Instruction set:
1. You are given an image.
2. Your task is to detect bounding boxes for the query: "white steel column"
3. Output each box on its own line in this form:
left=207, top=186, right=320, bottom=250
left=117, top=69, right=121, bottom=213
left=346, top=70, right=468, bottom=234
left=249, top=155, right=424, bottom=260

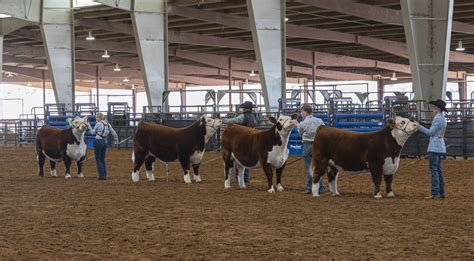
left=247, top=0, right=286, bottom=113
left=131, top=0, right=168, bottom=107
left=0, top=34, right=3, bottom=81
left=40, top=0, right=75, bottom=110
left=401, top=0, right=454, bottom=102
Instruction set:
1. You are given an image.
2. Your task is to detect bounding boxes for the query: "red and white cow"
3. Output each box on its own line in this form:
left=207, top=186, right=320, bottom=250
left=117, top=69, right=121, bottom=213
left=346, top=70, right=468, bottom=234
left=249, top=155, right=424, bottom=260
left=36, top=116, right=90, bottom=178
left=131, top=116, right=222, bottom=183
left=310, top=116, right=419, bottom=198
left=220, top=115, right=295, bottom=193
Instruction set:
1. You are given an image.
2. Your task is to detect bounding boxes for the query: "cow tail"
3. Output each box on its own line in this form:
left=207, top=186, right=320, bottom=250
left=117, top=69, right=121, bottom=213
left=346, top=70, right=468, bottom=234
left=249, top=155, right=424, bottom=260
left=131, top=152, right=135, bottom=163
left=309, top=162, right=315, bottom=178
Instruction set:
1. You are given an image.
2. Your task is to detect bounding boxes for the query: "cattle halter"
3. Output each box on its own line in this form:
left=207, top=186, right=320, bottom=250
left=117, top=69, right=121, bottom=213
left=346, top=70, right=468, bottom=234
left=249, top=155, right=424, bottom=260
left=394, top=120, right=411, bottom=135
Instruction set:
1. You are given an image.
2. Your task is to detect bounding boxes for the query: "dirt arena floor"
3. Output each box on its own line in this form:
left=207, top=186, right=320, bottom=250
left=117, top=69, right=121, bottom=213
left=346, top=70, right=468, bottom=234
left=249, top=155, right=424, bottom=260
left=0, top=147, right=472, bottom=259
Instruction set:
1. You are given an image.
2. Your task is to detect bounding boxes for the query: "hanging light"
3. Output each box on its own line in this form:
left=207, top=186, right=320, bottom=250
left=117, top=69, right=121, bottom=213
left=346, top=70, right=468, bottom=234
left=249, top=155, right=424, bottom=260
left=249, top=70, right=256, bottom=77
left=456, top=40, right=465, bottom=51
left=86, top=31, right=95, bottom=41
left=114, top=64, right=121, bottom=72
left=131, top=84, right=136, bottom=90
left=123, top=77, right=130, bottom=82
left=390, top=72, right=398, bottom=81
left=0, top=14, right=11, bottom=19
left=285, top=17, right=289, bottom=22
left=7, top=72, right=14, bottom=78
left=26, top=82, right=32, bottom=87
left=102, top=50, right=110, bottom=58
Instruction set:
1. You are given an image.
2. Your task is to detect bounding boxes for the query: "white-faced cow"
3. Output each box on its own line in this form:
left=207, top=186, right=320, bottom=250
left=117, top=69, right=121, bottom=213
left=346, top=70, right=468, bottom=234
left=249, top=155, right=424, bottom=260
left=36, top=116, right=90, bottom=179
left=131, top=116, right=222, bottom=183
left=221, top=115, right=295, bottom=193
left=310, top=116, right=419, bottom=199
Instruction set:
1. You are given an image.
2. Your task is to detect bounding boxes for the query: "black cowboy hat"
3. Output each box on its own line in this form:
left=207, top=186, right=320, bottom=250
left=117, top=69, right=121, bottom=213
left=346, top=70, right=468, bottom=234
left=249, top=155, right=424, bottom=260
left=239, top=101, right=254, bottom=110
left=429, top=99, right=448, bottom=112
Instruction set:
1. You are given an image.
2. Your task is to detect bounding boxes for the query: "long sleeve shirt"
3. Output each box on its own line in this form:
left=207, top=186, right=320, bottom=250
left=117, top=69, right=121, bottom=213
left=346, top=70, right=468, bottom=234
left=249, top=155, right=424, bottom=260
left=418, top=112, right=447, bottom=153
left=89, top=120, right=118, bottom=143
left=223, top=114, right=245, bottom=125
left=296, top=115, right=325, bottom=142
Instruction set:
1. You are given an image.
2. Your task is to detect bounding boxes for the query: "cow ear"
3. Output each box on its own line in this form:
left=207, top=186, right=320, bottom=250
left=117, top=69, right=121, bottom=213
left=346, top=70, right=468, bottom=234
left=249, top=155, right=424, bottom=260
left=67, top=118, right=73, bottom=126
left=200, top=116, right=206, bottom=125
left=387, top=118, right=396, bottom=129
left=82, top=116, right=88, bottom=122
left=269, top=116, right=277, bottom=124
left=291, top=113, right=298, bottom=120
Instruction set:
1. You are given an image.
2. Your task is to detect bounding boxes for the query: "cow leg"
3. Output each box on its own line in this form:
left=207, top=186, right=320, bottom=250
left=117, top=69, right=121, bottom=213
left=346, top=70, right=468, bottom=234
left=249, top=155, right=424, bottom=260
left=261, top=163, right=275, bottom=193
left=144, top=156, right=156, bottom=182
left=64, top=156, right=72, bottom=179
left=369, top=165, right=384, bottom=199
left=192, top=163, right=202, bottom=183
left=38, top=153, right=45, bottom=177
left=179, top=155, right=192, bottom=184
left=131, top=151, right=146, bottom=183
left=235, top=163, right=246, bottom=189
left=312, top=159, right=328, bottom=197
left=222, top=150, right=233, bottom=189
left=327, top=165, right=340, bottom=196
left=384, top=174, right=395, bottom=198
left=49, top=161, right=57, bottom=177
left=275, top=162, right=287, bottom=192
left=77, top=157, right=85, bottom=178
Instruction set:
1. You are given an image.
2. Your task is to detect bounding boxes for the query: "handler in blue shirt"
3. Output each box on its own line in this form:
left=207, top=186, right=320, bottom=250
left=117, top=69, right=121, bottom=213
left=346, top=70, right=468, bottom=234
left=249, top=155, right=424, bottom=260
left=291, top=105, right=325, bottom=195
left=418, top=99, right=448, bottom=199
left=89, top=113, right=119, bottom=180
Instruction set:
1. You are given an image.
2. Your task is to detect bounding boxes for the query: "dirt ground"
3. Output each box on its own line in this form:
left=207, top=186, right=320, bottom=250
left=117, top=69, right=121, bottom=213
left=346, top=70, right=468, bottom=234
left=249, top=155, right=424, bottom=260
left=0, top=147, right=472, bottom=260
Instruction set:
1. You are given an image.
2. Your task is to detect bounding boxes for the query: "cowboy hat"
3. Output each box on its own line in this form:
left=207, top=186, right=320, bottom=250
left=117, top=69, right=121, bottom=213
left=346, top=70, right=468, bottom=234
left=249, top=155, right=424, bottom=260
left=239, top=101, right=254, bottom=110
left=429, top=99, right=448, bottom=112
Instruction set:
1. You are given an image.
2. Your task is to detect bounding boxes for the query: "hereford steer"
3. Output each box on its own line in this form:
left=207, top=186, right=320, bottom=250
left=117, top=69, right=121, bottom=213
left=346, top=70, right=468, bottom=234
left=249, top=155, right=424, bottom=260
left=311, top=116, right=419, bottom=199
left=131, top=116, right=222, bottom=183
left=36, top=116, right=90, bottom=179
left=221, top=115, right=295, bottom=193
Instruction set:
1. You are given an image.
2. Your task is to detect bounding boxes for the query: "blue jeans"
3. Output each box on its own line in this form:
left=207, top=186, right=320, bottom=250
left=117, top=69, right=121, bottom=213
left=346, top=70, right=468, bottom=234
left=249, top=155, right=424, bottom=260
left=428, top=152, right=445, bottom=197
left=94, top=139, right=108, bottom=179
left=303, top=142, right=324, bottom=193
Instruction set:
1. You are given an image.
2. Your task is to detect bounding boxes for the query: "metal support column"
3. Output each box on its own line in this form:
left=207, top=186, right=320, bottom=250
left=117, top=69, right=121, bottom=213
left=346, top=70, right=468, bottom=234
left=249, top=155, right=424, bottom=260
left=0, top=34, right=2, bottom=81
left=96, top=66, right=100, bottom=109
left=303, top=79, right=308, bottom=104
left=42, top=70, right=46, bottom=111
left=458, top=73, right=467, bottom=102
left=377, top=78, right=385, bottom=103
left=401, top=0, right=454, bottom=104
left=131, top=0, right=168, bottom=107
left=228, top=57, right=233, bottom=111
left=312, top=52, right=316, bottom=105
left=239, top=81, right=244, bottom=104
left=40, top=0, right=75, bottom=110
left=247, top=0, right=286, bottom=113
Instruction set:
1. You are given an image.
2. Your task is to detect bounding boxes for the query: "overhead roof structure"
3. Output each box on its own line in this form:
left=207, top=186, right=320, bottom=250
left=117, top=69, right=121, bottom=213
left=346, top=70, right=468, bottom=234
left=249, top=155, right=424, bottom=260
left=1, top=0, right=474, bottom=91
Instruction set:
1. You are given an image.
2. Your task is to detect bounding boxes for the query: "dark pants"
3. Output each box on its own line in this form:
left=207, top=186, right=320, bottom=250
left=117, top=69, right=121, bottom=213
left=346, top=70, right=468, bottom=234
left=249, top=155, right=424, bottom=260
left=428, top=152, right=445, bottom=197
left=94, top=139, right=108, bottom=179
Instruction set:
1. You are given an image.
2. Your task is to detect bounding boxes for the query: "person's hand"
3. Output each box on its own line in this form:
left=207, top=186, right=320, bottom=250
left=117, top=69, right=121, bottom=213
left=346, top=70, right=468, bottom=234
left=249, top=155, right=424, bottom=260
left=114, top=140, right=119, bottom=146
left=291, top=119, right=298, bottom=126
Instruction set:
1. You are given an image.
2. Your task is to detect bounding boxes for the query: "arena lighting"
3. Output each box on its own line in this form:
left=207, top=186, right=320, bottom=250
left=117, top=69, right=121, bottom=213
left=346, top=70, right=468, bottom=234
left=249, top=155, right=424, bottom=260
left=102, top=50, right=110, bottom=59
left=26, top=82, right=32, bottom=87
left=114, top=64, right=121, bottom=72
left=285, top=17, right=289, bottom=22
left=86, top=31, right=95, bottom=41
left=0, top=14, right=11, bottom=18
left=456, top=40, right=465, bottom=51
left=123, top=77, right=130, bottom=82
left=7, top=72, right=14, bottom=78
left=249, top=70, right=256, bottom=77
left=390, top=72, right=398, bottom=81
left=131, top=84, right=136, bottom=90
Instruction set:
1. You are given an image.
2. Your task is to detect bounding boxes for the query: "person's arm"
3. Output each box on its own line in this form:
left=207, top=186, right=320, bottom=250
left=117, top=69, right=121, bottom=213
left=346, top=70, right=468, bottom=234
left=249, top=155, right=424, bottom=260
left=89, top=121, right=102, bottom=135
left=108, top=125, right=119, bottom=144
left=297, top=120, right=306, bottom=136
left=223, top=114, right=244, bottom=124
left=418, top=117, right=442, bottom=137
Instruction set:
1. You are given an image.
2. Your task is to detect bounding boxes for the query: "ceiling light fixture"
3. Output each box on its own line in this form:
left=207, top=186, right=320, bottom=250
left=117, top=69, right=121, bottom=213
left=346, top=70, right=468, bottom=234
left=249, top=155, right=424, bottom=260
left=7, top=72, right=14, bottom=78
left=285, top=17, right=289, bottom=22
left=27, top=82, right=32, bottom=87
left=249, top=70, right=256, bottom=77
left=86, top=31, right=95, bottom=41
left=114, top=64, right=121, bottom=72
left=123, top=77, right=130, bottom=82
left=456, top=40, right=465, bottom=51
left=102, top=50, right=110, bottom=59
left=0, top=14, right=11, bottom=19
left=390, top=72, right=398, bottom=81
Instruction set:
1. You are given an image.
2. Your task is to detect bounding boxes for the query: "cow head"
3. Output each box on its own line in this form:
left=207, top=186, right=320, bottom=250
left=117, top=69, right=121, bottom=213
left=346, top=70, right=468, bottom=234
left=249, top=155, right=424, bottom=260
left=68, top=116, right=90, bottom=132
left=200, top=116, right=222, bottom=142
left=269, top=115, right=295, bottom=134
left=387, top=116, right=419, bottom=145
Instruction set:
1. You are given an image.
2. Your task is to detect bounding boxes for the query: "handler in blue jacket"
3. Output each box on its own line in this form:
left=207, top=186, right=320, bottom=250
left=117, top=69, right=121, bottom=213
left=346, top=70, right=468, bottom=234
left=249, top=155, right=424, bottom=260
left=89, top=113, right=119, bottom=180
left=418, top=99, right=448, bottom=199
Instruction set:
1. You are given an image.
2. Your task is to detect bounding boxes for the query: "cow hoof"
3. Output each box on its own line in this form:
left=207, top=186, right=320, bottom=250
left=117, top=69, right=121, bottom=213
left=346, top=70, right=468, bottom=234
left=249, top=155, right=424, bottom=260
left=386, top=191, right=395, bottom=198
left=50, top=170, right=57, bottom=177
left=146, top=171, right=155, bottom=182
left=193, top=175, right=202, bottom=183
left=276, top=184, right=284, bottom=192
left=332, top=193, right=341, bottom=197
left=131, top=172, right=140, bottom=183
left=312, top=192, right=320, bottom=197
left=374, top=192, right=383, bottom=199
left=78, top=173, right=84, bottom=178
left=239, top=184, right=246, bottom=190
left=65, top=174, right=71, bottom=179
left=224, top=179, right=231, bottom=189
left=267, top=186, right=275, bottom=193
left=183, top=174, right=192, bottom=184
